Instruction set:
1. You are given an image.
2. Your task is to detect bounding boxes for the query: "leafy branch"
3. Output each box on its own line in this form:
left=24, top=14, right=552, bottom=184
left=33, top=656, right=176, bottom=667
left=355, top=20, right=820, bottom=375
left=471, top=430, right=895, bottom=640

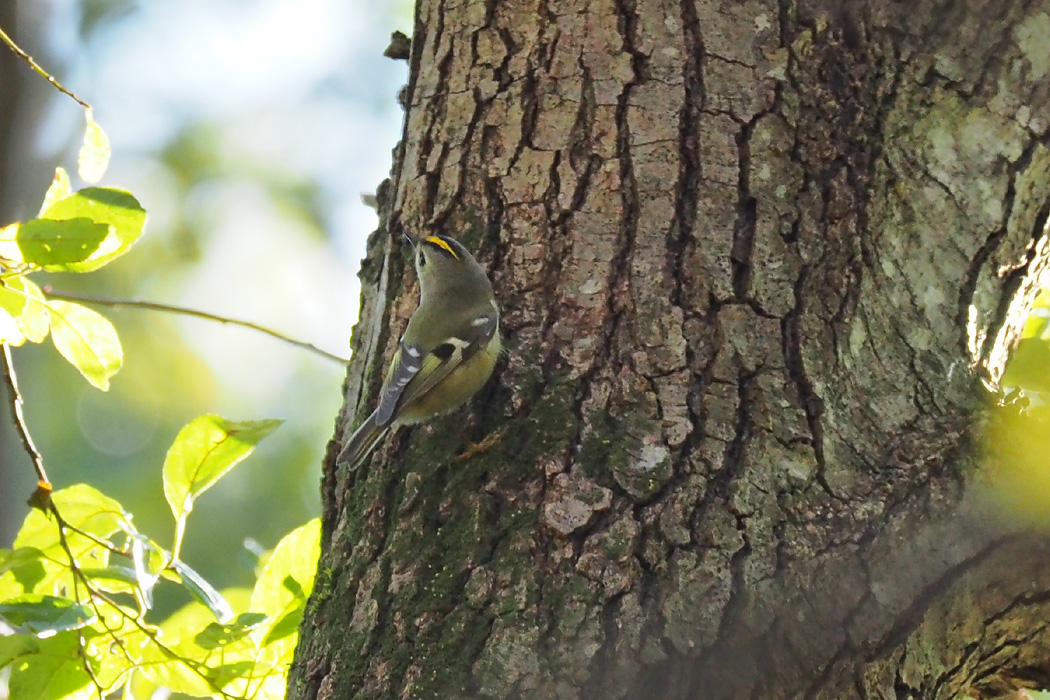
left=0, top=25, right=324, bottom=700
left=2, top=325, right=318, bottom=698
left=44, top=494, right=240, bottom=700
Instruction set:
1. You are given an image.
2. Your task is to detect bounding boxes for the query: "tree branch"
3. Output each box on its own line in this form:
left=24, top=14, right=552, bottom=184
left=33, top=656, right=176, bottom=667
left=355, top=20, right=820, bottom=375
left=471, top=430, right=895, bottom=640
left=1, top=341, right=51, bottom=500
left=0, top=25, right=90, bottom=110
left=42, top=287, right=350, bottom=364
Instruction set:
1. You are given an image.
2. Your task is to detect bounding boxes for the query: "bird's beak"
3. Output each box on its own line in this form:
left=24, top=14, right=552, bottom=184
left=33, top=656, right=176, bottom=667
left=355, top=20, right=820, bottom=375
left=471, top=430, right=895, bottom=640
left=403, top=231, right=418, bottom=247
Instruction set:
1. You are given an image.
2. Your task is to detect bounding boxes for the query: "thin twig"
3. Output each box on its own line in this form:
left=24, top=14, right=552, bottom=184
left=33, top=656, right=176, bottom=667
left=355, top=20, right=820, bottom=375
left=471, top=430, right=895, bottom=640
left=64, top=520, right=130, bottom=558
left=1, top=350, right=246, bottom=698
left=50, top=506, right=242, bottom=700
left=76, top=628, right=107, bottom=700
left=1, top=342, right=49, bottom=485
left=0, top=26, right=91, bottom=110
left=42, top=287, right=349, bottom=364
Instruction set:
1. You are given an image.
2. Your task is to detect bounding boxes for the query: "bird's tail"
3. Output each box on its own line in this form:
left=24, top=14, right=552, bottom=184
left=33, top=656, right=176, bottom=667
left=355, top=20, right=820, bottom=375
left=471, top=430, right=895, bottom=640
left=337, top=410, right=391, bottom=470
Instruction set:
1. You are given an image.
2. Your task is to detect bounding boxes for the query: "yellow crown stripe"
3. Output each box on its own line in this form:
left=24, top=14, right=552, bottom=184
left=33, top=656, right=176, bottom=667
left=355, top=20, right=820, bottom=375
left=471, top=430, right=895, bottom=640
left=424, top=236, right=459, bottom=259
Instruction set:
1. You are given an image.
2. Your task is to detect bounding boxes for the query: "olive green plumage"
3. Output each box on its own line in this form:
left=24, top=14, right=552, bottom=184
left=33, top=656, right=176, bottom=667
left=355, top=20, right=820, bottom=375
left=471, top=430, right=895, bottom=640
left=338, top=233, right=501, bottom=470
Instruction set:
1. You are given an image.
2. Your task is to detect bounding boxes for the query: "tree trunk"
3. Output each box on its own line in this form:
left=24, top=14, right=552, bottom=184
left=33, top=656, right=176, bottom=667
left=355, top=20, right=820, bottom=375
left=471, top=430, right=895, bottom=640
left=289, top=1, right=1050, bottom=698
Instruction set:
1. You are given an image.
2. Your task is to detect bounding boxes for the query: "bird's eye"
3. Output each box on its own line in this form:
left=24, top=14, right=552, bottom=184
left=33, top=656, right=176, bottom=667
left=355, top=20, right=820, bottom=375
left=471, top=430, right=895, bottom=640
left=417, top=251, right=426, bottom=267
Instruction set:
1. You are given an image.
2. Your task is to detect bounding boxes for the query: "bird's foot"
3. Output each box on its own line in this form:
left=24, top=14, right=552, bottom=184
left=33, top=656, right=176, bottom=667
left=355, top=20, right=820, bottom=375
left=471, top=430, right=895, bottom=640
left=451, top=430, right=504, bottom=463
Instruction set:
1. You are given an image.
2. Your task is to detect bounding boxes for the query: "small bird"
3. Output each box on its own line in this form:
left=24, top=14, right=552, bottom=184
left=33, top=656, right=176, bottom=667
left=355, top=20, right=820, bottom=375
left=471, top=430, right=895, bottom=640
left=338, top=232, right=501, bottom=470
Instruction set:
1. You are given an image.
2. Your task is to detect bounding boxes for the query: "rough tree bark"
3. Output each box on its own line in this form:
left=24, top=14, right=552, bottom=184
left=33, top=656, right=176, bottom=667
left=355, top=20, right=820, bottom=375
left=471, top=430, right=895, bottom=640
left=289, top=1, right=1050, bottom=698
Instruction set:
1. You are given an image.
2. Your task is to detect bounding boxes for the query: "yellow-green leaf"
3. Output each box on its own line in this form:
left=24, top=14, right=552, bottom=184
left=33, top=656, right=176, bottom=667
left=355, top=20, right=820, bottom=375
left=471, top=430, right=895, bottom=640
left=47, top=300, right=122, bottom=390
left=1003, top=337, right=1050, bottom=392
left=195, top=612, right=268, bottom=650
left=170, top=558, right=233, bottom=622
left=0, top=275, right=50, bottom=344
left=2, top=633, right=93, bottom=700
left=253, top=518, right=319, bottom=672
left=38, top=167, right=72, bottom=217
left=0, top=594, right=96, bottom=636
left=0, top=222, right=23, bottom=265
left=15, top=484, right=126, bottom=550
left=39, top=188, right=146, bottom=272
left=16, top=277, right=50, bottom=343
left=9, top=486, right=126, bottom=600
left=139, top=600, right=223, bottom=697
left=15, top=218, right=109, bottom=270
left=251, top=519, right=320, bottom=615
left=78, top=108, right=110, bottom=184
left=162, top=416, right=282, bottom=523
left=0, top=306, right=24, bottom=345
left=83, top=622, right=148, bottom=694
left=0, top=277, right=32, bottom=345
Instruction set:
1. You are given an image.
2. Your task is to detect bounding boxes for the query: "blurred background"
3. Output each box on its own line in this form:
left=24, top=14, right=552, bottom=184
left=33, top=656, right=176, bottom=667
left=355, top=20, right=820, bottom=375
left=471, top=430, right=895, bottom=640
left=0, top=0, right=410, bottom=604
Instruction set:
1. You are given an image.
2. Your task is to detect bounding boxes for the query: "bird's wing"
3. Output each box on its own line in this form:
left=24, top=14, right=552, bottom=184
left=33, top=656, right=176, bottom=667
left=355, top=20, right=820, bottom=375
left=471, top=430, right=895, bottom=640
left=374, top=310, right=498, bottom=427
left=374, top=341, right=425, bottom=426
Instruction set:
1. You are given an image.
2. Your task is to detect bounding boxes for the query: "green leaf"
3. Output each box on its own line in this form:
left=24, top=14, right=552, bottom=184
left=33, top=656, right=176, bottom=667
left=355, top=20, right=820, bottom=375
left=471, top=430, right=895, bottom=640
left=264, top=605, right=304, bottom=646
left=1022, top=313, right=1050, bottom=340
left=0, top=547, right=46, bottom=593
left=38, top=167, right=72, bottom=217
left=7, top=488, right=127, bottom=612
left=1003, top=337, right=1050, bottom=392
left=8, top=484, right=127, bottom=600
left=47, top=300, right=122, bottom=390
left=81, top=624, right=140, bottom=694
left=139, top=601, right=221, bottom=697
left=127, top=670, right=159, bottom=700
left=195, top=612, right=268, bottom=650
left=0, top=632, right=40, bottom=667
left=251, top=520, right=320, bottom=612
left=0, top=276, right=50, bottom=346
left=282, top=574, right=306, bottom=601
left=78, top=108, right=110, bottom=184
left=129, top=532, right=162, bottom=608
left=210, top=660, right=255, bottom=687
left=0, top=307, right=22, bottom=345
left=15, top=484, right=126, bottom=551
left=0, top=281, right=27, bottom=344
left=0, top=223, right=20, bottom=265
left=15, top=218, right=109, bottom=269
left=253, top=519, right=320, bottom=651
left=1020, top=290, right=1050, bottom=339
left=137, top=653, right=215, bottom=698
left=0, top=594, right=96, bottom=636
left=170, top=558, right=233, bottom=622
left=162, top=415, right=282, bottom=523
left=0, top=547, right=44, bottom=575
left=39, top=188, right=146, bottom=272
left=80, top=565, right=141, bottom=595
left=14, top=277, right=50, bottom=342
left=4, top=633, right=93, bottom=700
